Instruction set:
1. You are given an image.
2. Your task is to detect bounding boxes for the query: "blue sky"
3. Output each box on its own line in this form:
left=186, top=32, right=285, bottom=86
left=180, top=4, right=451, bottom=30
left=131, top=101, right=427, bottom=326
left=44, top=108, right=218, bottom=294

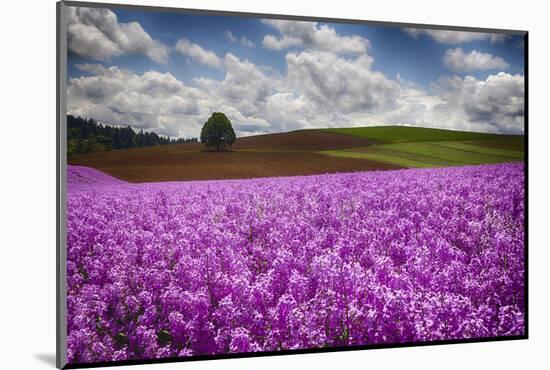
left=66, top=6, right=526, bottom=137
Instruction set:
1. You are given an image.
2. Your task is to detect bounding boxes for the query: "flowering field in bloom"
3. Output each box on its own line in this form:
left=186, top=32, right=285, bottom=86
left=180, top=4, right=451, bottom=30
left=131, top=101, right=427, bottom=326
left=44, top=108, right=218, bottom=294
left=66, top=163, right=525, bottom=363
left=67, top=165, right=126, bottom=189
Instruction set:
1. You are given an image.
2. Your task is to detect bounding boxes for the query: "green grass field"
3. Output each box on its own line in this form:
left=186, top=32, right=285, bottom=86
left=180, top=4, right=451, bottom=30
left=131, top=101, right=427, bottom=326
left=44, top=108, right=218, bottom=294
left=323, top=126, right=506, bottom=143
left=320, top=126, right=524, bottom=168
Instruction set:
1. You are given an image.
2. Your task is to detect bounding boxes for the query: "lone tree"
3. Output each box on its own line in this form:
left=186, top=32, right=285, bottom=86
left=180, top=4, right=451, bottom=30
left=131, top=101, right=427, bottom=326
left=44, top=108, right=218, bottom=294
left=200, top=112, right=236, bottom=151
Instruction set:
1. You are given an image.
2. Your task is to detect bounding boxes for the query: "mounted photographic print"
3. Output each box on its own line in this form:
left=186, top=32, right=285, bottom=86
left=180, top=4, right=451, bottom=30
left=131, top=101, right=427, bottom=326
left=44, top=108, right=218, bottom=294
left=56, top=1, right=528, bottom=368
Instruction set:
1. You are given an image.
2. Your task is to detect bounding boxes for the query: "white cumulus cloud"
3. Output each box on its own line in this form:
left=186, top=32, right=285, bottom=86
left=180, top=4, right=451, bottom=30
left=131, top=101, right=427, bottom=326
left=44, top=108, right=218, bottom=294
left=285, top=51, right=398, bottom=114
left=404, top=28, right=509, bottom=44
left=225, top=31, right=255, bottom=48
left=67, top=7, right=169, bottom=63
left=443, top=48, right=510, bottom=72
left=68, top=41, right=524, bottom=138
left=68, top=64, right=208, bottom=137
left=262, top=20, right=370, bottom=54
left=431, top=72, right=524, bottom=133
left=175, top=38, right=223, bottom=68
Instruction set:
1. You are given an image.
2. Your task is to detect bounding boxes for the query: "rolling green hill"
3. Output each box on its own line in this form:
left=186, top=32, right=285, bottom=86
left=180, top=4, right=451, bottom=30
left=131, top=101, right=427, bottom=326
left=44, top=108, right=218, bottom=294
left=321, top=126, right=524, bottom=168
left=324, top=126, right=508, bottom=143
left=70, top=125, right=525, bottom=182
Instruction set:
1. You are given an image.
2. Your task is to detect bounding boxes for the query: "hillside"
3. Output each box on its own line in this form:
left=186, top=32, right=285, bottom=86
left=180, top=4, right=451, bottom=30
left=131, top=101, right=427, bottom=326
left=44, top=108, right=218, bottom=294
left=68, top=130, right=400, bottom=182
left=321, top=126, right=524, bottom=168
left=323, top=125, right=507, bottom=143
left=232, top=130, right=379, bottom=151
left=69, top=126, right=524, bottom=183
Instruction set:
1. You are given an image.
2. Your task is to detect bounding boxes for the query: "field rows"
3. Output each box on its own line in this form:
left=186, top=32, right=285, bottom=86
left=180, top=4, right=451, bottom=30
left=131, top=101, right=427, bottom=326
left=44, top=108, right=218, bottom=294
left=322, top=139, right=524, bottom=168
left=69, top=126, right=524, bottom=183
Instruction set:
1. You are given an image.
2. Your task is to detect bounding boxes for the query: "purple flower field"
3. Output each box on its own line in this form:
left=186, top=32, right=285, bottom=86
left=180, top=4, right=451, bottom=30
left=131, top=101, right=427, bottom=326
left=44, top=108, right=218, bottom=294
left=66, top=163, right=525, bottom=363
left=67, top=165, right=126, bottom=189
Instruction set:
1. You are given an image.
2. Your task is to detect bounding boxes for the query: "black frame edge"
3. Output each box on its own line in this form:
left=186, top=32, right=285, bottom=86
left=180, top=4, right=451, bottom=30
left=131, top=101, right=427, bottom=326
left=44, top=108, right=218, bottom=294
left=60, top=0, right=527, bottom=35
left=56, top=2, right=61, bottom=368
left=57, top=1, right=69, bottom=369
left=63, top=335, right=528, bottom=369
left=523, top=32, right=529, bottom=338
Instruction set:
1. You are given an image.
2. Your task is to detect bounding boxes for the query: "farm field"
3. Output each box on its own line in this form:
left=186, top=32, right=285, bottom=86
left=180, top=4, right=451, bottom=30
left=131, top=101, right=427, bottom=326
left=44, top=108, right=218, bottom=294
left=66, top=163, right=525, bottom=363
left=321, top=126, right=524, bottom=168
left=323, top=126, right=506, bottom=142
left=68, top=126, right=524, bottom=182
left=67, top=146, right=402, bottom=183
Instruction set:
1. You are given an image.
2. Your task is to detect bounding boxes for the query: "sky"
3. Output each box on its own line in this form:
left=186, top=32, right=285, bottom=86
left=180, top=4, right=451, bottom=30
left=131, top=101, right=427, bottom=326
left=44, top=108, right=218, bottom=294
left=66, top=6, right=525, bottom=138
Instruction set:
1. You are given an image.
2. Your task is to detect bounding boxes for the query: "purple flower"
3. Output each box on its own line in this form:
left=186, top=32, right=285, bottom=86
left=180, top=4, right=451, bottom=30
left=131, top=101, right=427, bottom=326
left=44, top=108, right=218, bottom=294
left=66, top=163, right=525, bottom=362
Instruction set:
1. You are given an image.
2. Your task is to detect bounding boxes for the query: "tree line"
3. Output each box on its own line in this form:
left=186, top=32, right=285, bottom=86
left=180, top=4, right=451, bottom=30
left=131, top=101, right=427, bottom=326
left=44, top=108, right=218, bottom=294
left=67, top=115, right=197, bottom=156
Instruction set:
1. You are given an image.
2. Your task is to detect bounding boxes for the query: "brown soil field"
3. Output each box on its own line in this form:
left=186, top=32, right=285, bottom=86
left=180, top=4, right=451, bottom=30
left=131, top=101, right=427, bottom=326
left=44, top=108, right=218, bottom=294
left=69, top=150, right=401, bottom=183
left=232, top=130, right=380, bottom=151
left=68, top=130, right=395, bottom=182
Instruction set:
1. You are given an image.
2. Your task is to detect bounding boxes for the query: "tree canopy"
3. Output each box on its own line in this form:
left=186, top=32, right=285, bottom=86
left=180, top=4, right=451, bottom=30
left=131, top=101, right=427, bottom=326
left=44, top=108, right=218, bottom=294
left=67, top=115, right=197, bottom=156
left=200, top=112, right=236, bottom=151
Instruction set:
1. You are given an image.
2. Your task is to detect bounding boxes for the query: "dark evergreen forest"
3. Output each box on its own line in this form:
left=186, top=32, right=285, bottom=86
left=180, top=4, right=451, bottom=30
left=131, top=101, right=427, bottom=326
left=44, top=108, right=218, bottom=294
left=67, top=115, right=197, bottom=156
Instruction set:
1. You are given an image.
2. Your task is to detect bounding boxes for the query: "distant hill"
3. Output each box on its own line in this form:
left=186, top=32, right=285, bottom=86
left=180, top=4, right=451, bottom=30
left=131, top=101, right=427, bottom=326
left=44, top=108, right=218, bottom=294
left=69, top=125, right=525, bottom=183
left=67, top=115, right=197, bottom=156
left=323, top=125, right=513, bottom=143
left=232, top=130, right=379, bottom=151
left=320, top=126, right=524, bottom=168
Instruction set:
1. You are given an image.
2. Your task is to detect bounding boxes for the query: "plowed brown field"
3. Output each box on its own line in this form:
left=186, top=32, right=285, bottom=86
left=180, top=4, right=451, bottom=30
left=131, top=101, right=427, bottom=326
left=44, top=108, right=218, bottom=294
left=233, top=130, right=380, bottom=151
left=68, top=130, right=397, bottom=182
